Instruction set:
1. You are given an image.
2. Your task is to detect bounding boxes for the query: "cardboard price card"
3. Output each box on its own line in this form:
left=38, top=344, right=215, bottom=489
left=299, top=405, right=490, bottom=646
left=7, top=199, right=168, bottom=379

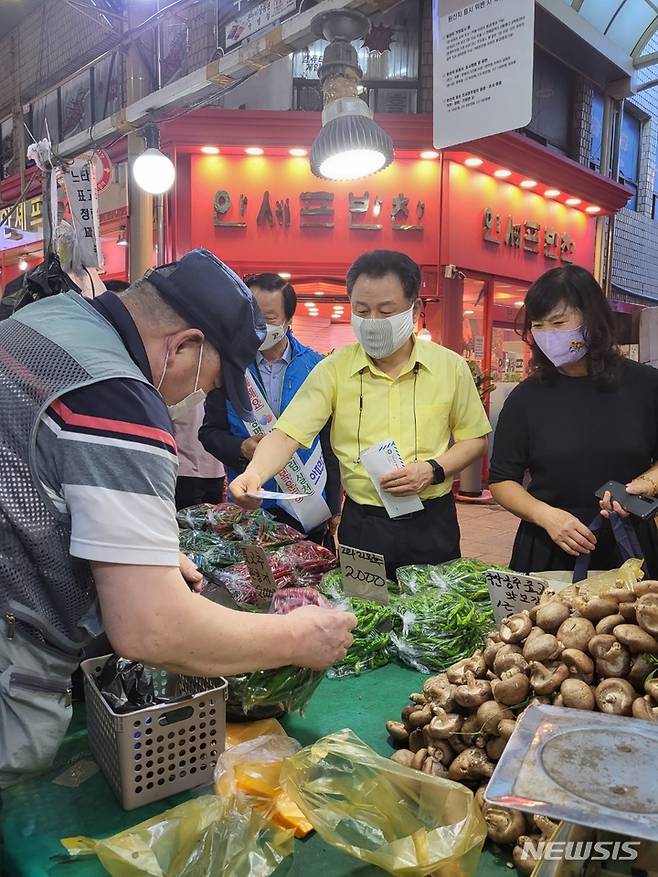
left=338, top=544, right=389, bottom=605
left=486, top=569, right=548, bottom=625
left=243, top=544, right=277, bottom=603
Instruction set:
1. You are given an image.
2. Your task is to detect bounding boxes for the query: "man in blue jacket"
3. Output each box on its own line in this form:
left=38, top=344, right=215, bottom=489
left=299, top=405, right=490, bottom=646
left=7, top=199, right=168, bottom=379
left=200, top=273, right=341, bottom=543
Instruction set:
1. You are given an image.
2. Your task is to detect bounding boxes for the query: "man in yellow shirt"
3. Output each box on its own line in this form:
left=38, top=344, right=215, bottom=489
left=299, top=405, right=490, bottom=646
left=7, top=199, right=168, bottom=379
left=230, top=249, right=491, bottom=575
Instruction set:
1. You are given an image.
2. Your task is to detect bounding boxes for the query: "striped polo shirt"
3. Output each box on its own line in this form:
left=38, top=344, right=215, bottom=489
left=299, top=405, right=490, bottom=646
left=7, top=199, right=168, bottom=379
left=34, top=291, right=181, bottom=567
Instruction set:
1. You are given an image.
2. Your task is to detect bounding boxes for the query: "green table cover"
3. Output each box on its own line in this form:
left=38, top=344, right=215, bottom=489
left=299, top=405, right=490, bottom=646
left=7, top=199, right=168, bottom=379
left=1, top=664, right=512, bottom=877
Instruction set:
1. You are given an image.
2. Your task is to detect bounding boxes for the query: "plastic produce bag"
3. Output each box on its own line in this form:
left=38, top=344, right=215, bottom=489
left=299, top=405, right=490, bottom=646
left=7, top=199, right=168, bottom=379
left=273, top=541, right=338, bottom=575
left=228, top=664, right=323, bottom=719
left=556, top=557, right=645, bottom=599
left=215, top=734, right=313, bottom=838
left=207, top=502, right=251, bottom=536
left=176, top=503, right=215, bottom=531
left=270, top=586, right=329, bottom=614
left=328, top=597, right=394, bottom=678
left=396, top=559, right=510, bottom=597
left=233, top=512, right=304, bottom=548
left=391, top=587, right=495, bottom=675
left=62, top=794, right=293, bottom=877
left=282, top=729, right=486, bottom=877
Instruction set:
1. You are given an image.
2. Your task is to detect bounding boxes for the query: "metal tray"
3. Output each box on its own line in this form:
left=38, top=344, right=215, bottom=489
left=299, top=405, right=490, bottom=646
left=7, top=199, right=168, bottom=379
left=485, top=705, right=658, bottom=841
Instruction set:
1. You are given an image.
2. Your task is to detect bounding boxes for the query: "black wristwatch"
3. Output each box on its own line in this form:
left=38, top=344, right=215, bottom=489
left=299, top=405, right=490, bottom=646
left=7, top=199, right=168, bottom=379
left=427, top=459, right=446, bottom=484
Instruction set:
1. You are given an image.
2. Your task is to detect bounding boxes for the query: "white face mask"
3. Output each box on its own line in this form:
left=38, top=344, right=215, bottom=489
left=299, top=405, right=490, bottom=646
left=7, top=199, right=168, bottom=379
left=259, top=323, right=287, bottom=352
left=351, top=304, right=416, bottom=360
left=158, top=342, right=206, bottom=418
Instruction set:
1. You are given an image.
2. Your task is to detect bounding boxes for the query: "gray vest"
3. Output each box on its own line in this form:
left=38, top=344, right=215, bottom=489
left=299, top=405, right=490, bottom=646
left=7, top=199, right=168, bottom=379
left=0, top=292, right=152, bottom=652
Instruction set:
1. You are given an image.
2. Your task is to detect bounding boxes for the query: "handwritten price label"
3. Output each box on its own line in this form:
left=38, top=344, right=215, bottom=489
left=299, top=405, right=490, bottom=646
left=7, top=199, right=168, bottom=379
left=338, top=544, right=389, bottom=605
left=485, top=569, right=548, bottom=625
left=243, top=544, right=277, bottom=604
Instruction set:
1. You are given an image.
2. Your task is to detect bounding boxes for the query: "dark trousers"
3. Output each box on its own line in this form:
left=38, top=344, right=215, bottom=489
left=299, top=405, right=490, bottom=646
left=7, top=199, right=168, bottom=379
left=268, top=504, right=329, bottom=548
left=338, top=494, right=460, bottom=580
left=175, top=476, right=225, bottom=511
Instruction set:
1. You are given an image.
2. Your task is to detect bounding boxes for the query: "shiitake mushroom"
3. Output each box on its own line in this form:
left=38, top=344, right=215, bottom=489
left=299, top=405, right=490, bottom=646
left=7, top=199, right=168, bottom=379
left=560, top=678, right=595, bottom=710
left=535, top=601, right=570, bottom=633
left=613, top=623, right=658, bottom=654
left=557, top=617, right=595, bottom=651
left=595, top=678, right=636, bottom=715
left=500, top=613, right=533, bottom=644
left=523, top=633, right=562, bottom=662
left=491, top=669, right=531, bottom=706
left=636, top=593, right=658, bottom=637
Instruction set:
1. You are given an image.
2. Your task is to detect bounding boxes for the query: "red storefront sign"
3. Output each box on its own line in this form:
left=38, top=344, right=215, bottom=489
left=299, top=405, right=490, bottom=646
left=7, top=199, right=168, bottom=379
left=187, top=154, right=440, bottom=272
left=442, top=161, right=596, bottom=281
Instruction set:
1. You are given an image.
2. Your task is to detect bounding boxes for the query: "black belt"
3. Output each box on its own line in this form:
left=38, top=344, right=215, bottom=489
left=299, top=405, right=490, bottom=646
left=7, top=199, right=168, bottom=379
left=344, top=493, right=454, bottom=521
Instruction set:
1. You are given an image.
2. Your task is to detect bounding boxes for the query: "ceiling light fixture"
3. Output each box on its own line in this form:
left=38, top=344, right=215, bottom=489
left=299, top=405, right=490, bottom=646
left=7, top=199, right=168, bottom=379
left=245, top=146, right=264, bottom=156
left=201, top=146, right=220, bottom=155
left=314, top=290, right=324, bottom=296
left=544, top=188, right=561, bottom=198
left=421, top=150, right=440, bottom=160
left=464, top=309, right=474, bottom=316
left=494, top=168, right=512, bottom=178
left=464, top=156, right=483, bottom=167
left=132, top=123, right=176, bottom=194
left=116, top=225, right=128, bottom=247
left=18, top=255, right=29, bottom=272
left=278, top=272, right=292, bottom=279
left=585, top=205, right=601, bottom=214
left=304, top=302, right=315, bottom=308
left=565, top=197, right=581, bottom=206
left=289, top=148, right=307, bottom=157
left=514, top=301, right=525, bottom=308
left=520, top=179, right=537, bottom=189
left=309, top=10, right=394, bottom=181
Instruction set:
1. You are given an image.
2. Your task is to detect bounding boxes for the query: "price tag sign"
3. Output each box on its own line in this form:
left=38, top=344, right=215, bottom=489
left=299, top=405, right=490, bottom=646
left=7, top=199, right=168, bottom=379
left=243, top=544, right=277, bottom=604
left=486, top=569, right=548, bottom=625
left=338, top=544, right=389, bottom=605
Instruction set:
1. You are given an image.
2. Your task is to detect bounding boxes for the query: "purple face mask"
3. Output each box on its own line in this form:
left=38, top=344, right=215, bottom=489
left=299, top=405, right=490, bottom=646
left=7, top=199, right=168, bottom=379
left=532, top=326, right=589, bottom=367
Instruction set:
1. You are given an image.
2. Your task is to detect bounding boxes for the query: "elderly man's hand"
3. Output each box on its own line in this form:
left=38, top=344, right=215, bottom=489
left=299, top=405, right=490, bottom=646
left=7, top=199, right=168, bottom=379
left=179, top=552, right=204, bottom=592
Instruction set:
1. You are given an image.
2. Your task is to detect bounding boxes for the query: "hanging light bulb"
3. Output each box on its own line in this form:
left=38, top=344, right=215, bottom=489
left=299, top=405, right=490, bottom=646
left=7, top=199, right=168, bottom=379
left=417, top=300, right=432, bottom=340
left=18, top=255, right=29, bottom=272
left=132, top=123, right=175, bottom=194
left=310, top=10, right=393, bottom=181
left=116, top=225, right=128, bottom=247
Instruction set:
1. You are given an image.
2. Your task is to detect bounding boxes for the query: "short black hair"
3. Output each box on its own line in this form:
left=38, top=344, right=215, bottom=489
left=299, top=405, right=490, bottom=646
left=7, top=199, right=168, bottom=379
left=246, top=272, right=297, bottom=321
left=521, top=265, right=622, bottom=389
left=104, top=279, right=130, bottom=292
left=346, top=250, right=421, bottom=301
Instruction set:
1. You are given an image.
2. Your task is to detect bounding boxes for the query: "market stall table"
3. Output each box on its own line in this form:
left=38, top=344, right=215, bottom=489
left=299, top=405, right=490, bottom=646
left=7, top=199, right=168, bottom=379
left=1, top=665, right=511, bottom=877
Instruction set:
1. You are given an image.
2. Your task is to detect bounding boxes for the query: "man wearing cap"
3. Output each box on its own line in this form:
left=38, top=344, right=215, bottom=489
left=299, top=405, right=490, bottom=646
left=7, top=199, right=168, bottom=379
left=0, top=248, right=355, bottom=788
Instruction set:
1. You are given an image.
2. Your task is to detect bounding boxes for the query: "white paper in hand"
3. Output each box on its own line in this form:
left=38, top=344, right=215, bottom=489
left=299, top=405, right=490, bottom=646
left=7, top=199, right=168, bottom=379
left=360, top=439, right=424, bottom=519
left=247, top=489, right=311, bottom=501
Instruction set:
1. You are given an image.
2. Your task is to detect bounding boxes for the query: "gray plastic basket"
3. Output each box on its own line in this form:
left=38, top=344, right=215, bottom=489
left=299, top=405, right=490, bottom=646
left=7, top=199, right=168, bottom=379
left=81, top=655, right=227, bottom=810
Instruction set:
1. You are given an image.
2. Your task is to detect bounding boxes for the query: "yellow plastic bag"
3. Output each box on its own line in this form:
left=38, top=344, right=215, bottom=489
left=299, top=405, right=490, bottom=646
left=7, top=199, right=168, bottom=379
left=215, top=734, right=313, bottom=838
left=558, top=557, right=644, bottom=599
left=281, top=729, right=486, bottom=877
left=62, top=794, right=293, bottom=877
left=225, top=718, right=286, bottom=749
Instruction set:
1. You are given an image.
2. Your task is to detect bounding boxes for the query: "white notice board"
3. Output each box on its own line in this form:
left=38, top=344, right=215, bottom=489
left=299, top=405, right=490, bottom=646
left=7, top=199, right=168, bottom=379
left=432, top=0, right=535, bottom=149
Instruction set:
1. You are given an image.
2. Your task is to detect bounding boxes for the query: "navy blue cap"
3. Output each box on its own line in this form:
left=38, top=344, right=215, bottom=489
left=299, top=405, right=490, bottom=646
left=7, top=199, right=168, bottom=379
left=145, top=248, right=265, bottom=420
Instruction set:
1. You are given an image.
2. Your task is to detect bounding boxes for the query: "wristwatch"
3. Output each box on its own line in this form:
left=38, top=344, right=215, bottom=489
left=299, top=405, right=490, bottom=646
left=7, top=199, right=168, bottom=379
left=426, top=459, right=446, bottom=485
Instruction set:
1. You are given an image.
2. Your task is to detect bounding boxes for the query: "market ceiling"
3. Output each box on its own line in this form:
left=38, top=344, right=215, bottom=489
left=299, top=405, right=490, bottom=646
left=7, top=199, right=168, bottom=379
left=0, top=0, right=45, bottom=34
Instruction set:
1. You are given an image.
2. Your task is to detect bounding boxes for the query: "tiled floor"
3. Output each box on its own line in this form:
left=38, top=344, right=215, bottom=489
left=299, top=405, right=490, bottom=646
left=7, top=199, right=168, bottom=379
left=457, top=500, right=518, bottom=567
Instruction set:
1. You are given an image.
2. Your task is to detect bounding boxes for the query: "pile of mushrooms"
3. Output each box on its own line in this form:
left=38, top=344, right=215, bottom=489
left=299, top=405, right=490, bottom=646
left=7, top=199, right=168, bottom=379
left=385, top=578, right=658, bottom=872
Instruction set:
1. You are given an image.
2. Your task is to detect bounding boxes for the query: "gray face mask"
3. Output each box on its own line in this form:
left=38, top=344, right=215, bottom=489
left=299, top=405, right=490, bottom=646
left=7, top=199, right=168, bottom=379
left=351, top=304, right=416, bottom=359
left=158, top=342, right=206, bottom=419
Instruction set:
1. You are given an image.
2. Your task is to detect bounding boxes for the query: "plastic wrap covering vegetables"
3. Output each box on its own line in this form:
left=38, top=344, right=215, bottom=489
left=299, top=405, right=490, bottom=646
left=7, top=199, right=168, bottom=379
left=207, top=502, right=253, bottom=536
left=176, top=503, right=215, bottom=531
left=274, top=541, right=338, bottom=576
left=61, top=794, right=293, bottom=877
left=281, top=729, right=486, bottom=877
left=328, top=598, right=394, bottom=678
left=392, top=588, right=495, bottom=674
left=270, top=586, right=328, bottom=614
left=178, top=529, right=219, bottom=554
left=198, top=540, right=244, bottom=572
left=319, top=571, right=397, bottom=678
left=214, top=556, right=297, bottom=605
left=397, top=559, right=510, bottom=597
left=214, top=734, right=313, bottom=838
left=229, top=665, right=323, bottom=718
left=233, top=510, right=304, bottom=548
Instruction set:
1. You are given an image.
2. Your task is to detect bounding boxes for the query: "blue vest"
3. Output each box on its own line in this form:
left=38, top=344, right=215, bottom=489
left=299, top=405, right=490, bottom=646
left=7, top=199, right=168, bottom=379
left=225, top=334, right=325, bottom=510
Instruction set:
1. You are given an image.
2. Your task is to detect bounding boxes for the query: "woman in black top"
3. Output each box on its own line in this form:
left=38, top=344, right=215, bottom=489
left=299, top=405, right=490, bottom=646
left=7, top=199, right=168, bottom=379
left=489, top=265, right=658, bottom=577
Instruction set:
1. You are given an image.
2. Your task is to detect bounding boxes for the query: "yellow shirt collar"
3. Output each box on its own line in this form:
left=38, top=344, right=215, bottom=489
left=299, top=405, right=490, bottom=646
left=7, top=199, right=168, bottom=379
left=349, top=337, right=434, bottom=378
